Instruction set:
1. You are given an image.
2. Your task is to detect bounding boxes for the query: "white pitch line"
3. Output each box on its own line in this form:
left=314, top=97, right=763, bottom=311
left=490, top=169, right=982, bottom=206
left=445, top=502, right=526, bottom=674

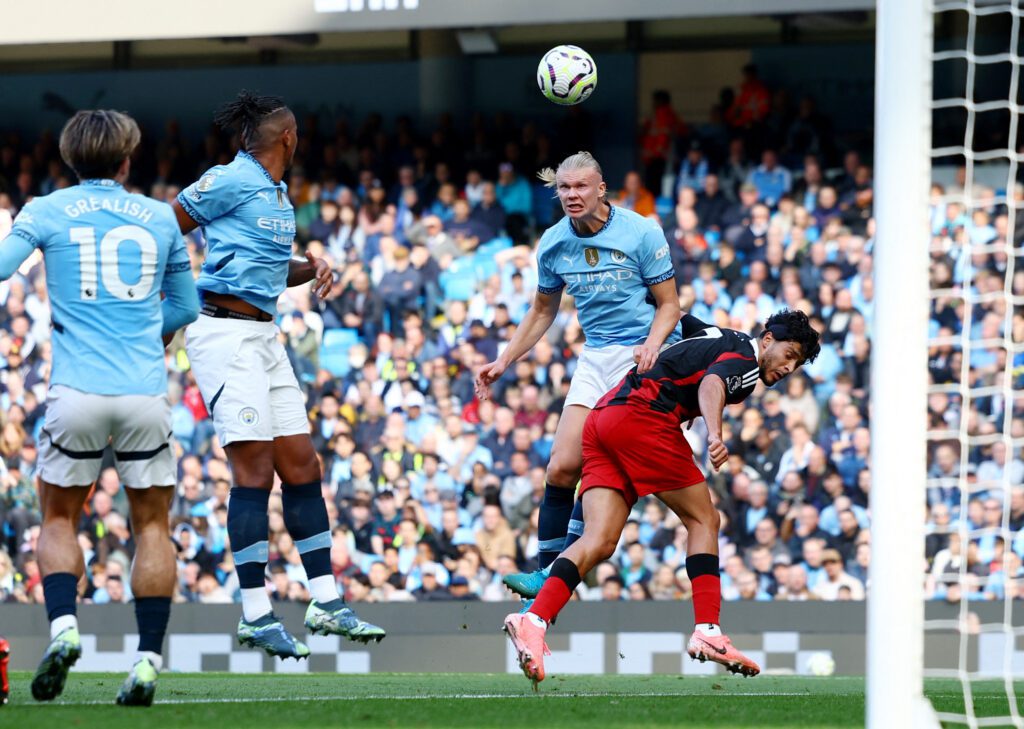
left=18, top=690, right=818, bottom=707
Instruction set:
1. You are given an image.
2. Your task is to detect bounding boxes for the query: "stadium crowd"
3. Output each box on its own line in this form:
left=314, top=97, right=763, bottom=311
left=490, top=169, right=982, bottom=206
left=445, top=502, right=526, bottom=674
left=0, top=64, right=1019, bottom=609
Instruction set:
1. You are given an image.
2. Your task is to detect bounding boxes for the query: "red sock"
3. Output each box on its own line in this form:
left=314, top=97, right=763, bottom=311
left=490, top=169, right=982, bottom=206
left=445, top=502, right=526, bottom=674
left=530, top=577, right=573, bottom=623
left=691, top=574, right=722, bottom=626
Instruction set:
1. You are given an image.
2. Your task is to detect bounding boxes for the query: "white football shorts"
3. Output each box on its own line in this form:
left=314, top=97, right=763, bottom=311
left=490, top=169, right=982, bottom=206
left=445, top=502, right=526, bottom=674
left=564, top=343, right=640, bottom=410
left=39, top=385, right=175, bottom=489
left=185, top=314, right=309, bottom=446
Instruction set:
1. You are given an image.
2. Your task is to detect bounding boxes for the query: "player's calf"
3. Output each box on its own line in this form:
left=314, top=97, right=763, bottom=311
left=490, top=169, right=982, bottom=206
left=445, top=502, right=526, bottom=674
left=32, top=570, right=82, bottom=702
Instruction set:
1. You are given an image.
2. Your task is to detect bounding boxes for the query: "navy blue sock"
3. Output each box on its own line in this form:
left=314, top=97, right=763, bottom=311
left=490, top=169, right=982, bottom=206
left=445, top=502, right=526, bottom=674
left=134, top=597, right=171, bottom=655
left=42, top=573, right=78, bottom=622
left=562, top=500, right=585, bottom=552
left=538, top=484, right=574, bottom=570
left=281, top=481, right=332, bottom=581
left=228, top=487, right=271, bottom=589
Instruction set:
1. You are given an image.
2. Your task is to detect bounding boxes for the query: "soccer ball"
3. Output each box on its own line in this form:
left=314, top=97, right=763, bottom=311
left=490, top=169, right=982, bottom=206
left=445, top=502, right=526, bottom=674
left=805, top=652, right=836, bottom=677
left=537, top=45, right=597, bottom=106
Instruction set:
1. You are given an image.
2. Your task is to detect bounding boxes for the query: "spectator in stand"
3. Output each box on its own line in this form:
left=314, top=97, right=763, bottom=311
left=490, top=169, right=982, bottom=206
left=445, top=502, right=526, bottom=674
left=495, top=163, right=532, bottom=243
left=377, top=246, right=423, bottom=336
left=813, top=549, right=865, bottom=600
left=472, top=183, right=507, bottom=241
left=676, top=140, right=710, bottom=194
left=747, top=149, right=792, bottom=209
left=695, top=173, right=731, bottom=234
left=726, top=64, right=771, bottom=129
left=640, top=90, right=687, bottom=194
left=614, top=171, right=656, bottom=218
left=445, top=199, right=490, bottom=254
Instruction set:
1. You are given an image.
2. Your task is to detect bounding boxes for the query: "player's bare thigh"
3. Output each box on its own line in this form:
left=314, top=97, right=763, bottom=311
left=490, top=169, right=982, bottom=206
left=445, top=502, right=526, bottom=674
left=224, top=434, right=321, bottom=489
left=546, top=404, right=590, bottom=487
left=560, top=486, right=632, bottom=575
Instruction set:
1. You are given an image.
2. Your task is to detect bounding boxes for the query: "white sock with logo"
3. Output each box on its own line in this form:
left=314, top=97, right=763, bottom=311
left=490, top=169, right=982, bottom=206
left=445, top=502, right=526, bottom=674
left=50, top=614, right=78, bottom=640
left=138, top=650, right=163, bottom=672
left=309, top=575, right=341, bottom=605
left=241, top=587, right=273, bottom=623
left=526, top=612, right=547, bottom=629
left=697, top=623, right=722, bottom=637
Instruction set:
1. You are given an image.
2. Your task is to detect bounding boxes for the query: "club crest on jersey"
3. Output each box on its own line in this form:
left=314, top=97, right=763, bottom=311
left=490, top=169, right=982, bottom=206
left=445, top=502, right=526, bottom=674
left=239, top=407, right=260, bottom=426
left=197, top=174, right=216, bottom=192
left=727, top=375, right=742, bottom=393
left=611, top=249, right=627, bottom=263
left=584, top=247, right=600, bottom=266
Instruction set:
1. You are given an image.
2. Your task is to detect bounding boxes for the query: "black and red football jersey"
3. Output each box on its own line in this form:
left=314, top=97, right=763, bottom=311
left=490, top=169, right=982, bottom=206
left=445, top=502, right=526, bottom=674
left=594, top=315, right=761, bottom=422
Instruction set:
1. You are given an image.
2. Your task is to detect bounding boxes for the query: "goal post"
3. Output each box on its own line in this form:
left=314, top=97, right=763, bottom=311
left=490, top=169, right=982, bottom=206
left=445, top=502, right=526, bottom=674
left=868, top=0, right=940, bottom=727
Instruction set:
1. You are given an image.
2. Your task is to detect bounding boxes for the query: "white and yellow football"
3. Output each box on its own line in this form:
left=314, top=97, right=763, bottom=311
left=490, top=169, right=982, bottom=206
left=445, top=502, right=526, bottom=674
left=537, top=45, right=597, bottom=106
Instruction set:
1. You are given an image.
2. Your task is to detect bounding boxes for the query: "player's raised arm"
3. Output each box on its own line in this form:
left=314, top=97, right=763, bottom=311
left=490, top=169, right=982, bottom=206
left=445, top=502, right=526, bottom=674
left=475, top=287, right=562, bottom=400
left=697, top=374, right=729, bottom=470
left=634, top=277, right=680, bottom=373
left=633, top=222, right=680, bottom=373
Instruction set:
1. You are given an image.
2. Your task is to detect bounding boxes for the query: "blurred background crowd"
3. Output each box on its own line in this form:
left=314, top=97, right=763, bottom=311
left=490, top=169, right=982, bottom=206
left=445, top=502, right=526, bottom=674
left=0, top=63, right=1020, bottom=609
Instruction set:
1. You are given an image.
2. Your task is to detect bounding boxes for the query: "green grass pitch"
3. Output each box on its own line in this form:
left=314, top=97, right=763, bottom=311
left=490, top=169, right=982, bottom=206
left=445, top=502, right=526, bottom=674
left=2, top=672, right=1019, bottom=727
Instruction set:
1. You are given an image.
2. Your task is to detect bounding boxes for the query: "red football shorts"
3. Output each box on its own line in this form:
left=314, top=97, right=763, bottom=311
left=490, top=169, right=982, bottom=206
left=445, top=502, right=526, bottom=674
left=580, top=405, right=706, bottom=507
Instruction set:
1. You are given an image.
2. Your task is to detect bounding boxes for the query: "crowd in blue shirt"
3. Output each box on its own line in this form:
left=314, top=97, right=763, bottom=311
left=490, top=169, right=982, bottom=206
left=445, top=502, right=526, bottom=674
left=0, top=74, right=1018, bottom=608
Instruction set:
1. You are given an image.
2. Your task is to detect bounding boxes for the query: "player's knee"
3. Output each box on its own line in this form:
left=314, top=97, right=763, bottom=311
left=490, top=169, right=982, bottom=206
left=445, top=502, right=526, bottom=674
left=706, top=507, right=721, bottom=534
left=228, top=448, right=275, bottom=488
left=545, top=457, right=581, bottom=488
left=690, top=506, right=720, bottom=534
left=43, top=496, right=83, bottom=523
left=589, top=534, right=618, bottom=562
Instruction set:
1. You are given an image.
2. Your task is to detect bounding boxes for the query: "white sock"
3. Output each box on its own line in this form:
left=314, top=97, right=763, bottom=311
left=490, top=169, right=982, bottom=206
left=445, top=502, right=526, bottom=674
left=697, top=623, right=722, bottom=637
left=50, top=614, right=78, bottom=639
left=138, top=650, right=163, bottom=672
left=308, top=575, right=340, bottom=604
left=526, top=612, right=547, bottom=629
left=240, top=587, right=273, bottom=622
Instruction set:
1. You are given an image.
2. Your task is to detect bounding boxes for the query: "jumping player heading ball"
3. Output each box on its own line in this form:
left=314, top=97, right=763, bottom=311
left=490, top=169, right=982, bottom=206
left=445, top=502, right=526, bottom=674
left=503, top=310, right=820, bottom=685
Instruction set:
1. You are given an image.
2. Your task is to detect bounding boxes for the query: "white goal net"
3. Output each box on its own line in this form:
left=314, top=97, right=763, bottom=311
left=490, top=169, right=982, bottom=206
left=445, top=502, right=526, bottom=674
left=872, top=0, right=1023, bottom=727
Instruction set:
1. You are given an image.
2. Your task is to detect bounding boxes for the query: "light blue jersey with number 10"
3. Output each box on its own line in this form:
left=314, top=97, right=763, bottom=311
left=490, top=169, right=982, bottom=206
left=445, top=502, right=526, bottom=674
left=0, top=179, right=197, bottom=396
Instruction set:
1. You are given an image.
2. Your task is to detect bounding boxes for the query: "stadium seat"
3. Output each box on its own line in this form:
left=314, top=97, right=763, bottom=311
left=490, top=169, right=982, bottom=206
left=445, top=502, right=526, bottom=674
left=655, top=196, right=674, bottom=221
left=440, top=260, right=478, bottom=301
left=477, top=236, right=512, bottom=258
left=532, top=184, right=556, bottom=227
left=319, top=328, right=360, bottom=377
left=472, top=252, right=499, bottom=280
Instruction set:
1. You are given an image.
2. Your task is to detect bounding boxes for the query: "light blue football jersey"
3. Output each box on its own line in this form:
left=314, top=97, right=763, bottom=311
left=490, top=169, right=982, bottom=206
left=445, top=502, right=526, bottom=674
left=4, top=180, right=192, bottom=396
left=535, top=205, right=681, bottom=348
left=177, top=151, right=296, bottom=314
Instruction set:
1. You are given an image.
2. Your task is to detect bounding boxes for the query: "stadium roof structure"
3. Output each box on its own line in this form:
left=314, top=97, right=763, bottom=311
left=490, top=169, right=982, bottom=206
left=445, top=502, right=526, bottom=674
left=3, top=0, right=874, bottom=45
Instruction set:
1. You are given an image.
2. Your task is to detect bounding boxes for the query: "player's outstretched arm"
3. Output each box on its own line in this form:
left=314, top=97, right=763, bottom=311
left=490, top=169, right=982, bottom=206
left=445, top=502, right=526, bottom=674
left=634, top=277, right=680, bottom=374
left=475, top=288, right=561, bottom=400
left=0, top=235, right=36, bottom=281
left=697, top=374, right=729, bottom=471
